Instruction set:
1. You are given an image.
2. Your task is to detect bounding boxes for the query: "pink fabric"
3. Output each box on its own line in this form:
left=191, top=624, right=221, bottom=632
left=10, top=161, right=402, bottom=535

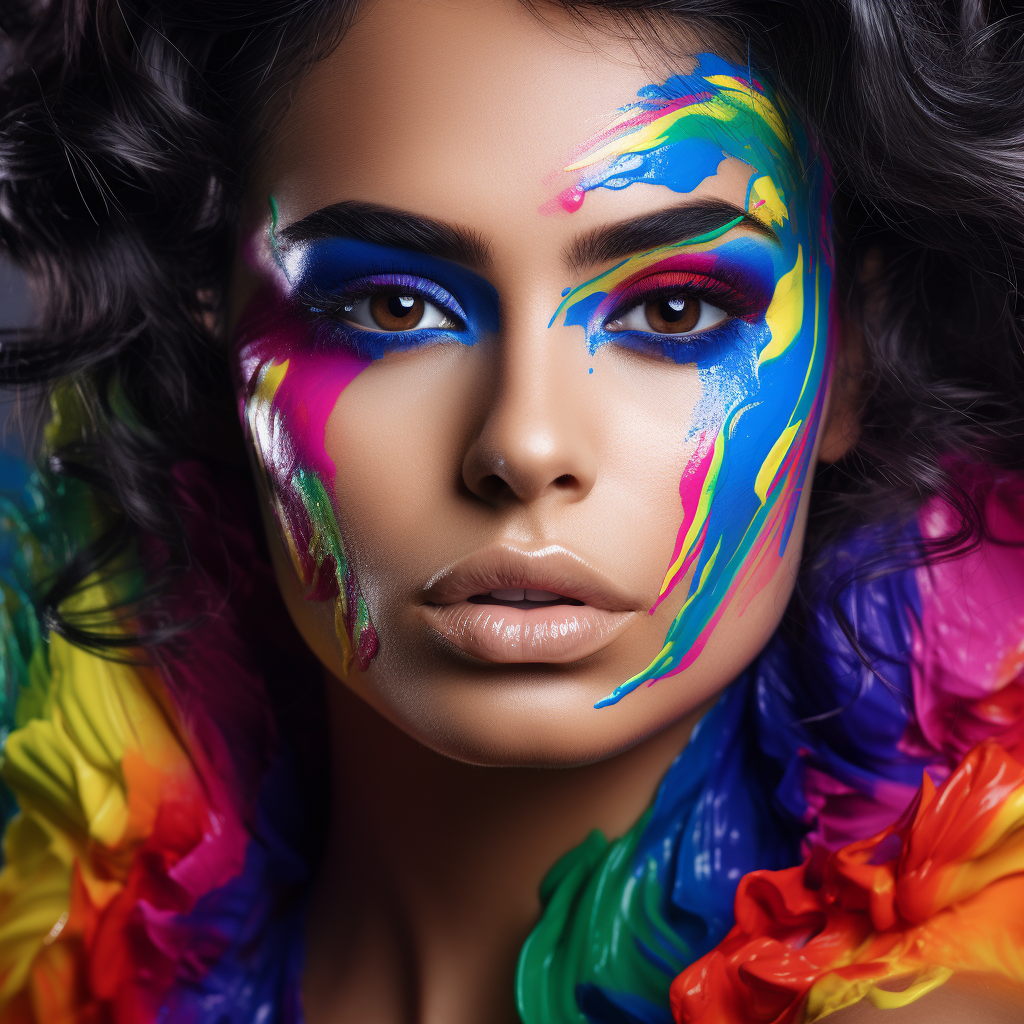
left=908, top=465, right=1024, bottom=768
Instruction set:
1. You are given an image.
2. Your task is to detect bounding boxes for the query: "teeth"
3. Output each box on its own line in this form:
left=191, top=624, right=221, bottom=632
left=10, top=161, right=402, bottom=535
left=486, top=588, right=564, bottom=603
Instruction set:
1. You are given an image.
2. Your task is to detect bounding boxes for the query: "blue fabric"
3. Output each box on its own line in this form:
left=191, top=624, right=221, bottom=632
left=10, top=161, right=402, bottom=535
left=158, top=755, right=310, bottom=1024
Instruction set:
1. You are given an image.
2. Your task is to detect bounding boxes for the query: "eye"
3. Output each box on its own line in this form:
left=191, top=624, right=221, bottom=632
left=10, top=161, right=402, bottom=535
left=606, top=293, right=730, bottom=336
left=340, top=289, right=460, bottom=333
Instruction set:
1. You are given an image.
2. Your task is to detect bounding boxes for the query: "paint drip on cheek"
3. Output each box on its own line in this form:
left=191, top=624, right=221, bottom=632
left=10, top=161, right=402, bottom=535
left=234, top=285, right=379, bottom=676
left=546, top=55, right=836, bottom=708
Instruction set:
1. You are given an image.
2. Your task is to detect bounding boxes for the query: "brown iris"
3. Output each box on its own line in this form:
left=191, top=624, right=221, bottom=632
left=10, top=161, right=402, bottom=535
left=644, top=295, right=701, bottom=334
left=369, top=292, right=425, bottom=331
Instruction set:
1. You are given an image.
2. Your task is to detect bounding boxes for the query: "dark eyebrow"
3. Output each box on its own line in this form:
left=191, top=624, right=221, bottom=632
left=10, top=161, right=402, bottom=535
left=277, top=200, right=492, bottom=270
left=565, top=199, right=778, bottom=274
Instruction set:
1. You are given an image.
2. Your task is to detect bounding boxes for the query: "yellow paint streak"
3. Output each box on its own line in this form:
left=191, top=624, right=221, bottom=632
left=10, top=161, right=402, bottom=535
left=696, top=537, right=722, bottom=593
left=759, top=246, right=804, bottom=366
left=865, top=967, right=954, bottom=1011
left=563, top=99, right=734, bottom=172
left=804, top=967, right=953, bottom=1021
left=659, top=431, right=726, bottom=597
left=755, top=422, right=801, bottom=504
left=254, top=358, right=288, bottom=404
left=748, top=175, right=788, bottom=227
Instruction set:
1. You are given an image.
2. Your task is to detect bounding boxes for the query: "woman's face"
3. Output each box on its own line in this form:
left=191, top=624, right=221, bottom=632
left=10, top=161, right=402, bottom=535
left=231, top=0, right=841, bottom=766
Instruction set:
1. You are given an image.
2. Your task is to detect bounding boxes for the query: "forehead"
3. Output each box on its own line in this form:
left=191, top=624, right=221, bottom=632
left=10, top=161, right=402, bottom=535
left=256, top=0, right=797, bottom=245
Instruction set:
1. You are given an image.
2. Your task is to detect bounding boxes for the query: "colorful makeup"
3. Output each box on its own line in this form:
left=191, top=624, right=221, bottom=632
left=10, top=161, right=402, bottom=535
left=281, top=236, right=499, bottom=358
left=545, top=54, right=834, bottom=708
left=234, top=220, right=499, bottom=674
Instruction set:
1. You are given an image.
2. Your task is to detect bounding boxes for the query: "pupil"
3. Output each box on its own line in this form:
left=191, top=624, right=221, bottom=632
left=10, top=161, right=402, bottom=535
left=389, top=294, right=417, bottom=318
left=660, top=297, right=689, bottom=322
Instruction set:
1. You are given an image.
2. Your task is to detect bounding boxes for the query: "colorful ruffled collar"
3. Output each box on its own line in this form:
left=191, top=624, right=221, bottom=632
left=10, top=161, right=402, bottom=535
left=2, top=466, right=1023, bottom=1023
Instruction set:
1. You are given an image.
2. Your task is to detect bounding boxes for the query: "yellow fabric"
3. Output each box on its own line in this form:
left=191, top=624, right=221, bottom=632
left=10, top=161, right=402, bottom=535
left=0, top=586, right=189, bottom=1015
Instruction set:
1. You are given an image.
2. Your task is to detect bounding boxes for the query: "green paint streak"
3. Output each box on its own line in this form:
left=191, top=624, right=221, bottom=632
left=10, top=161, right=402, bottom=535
left=292, top=468, right=351, bottom=611
left=268, top=195, right=287, bottom=274
left=516, top=807, right=695, bottom=1023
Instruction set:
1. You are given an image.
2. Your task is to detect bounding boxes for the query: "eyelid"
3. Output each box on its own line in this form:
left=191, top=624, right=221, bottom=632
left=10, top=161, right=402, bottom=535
left=299, top=273, right=469, bottom=328
left=602, top=271, right=757, bottom=329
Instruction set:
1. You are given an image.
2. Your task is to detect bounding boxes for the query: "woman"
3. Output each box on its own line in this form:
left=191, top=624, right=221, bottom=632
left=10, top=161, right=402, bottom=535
left=0, top=0, right=1022, bottom=1021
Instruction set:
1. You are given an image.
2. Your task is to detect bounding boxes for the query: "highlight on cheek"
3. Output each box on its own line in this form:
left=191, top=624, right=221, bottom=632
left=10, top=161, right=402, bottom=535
left=546, top=55, right=835, bottom=708
left=234, top=238, right=379, bottom=676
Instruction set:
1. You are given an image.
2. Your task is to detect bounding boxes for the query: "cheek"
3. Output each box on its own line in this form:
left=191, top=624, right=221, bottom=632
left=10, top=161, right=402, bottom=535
left=233, top=287, right=379, bottom=674
left=320, top=343, right=495, bottom=604
left=597, top=246, right=833, bottom=708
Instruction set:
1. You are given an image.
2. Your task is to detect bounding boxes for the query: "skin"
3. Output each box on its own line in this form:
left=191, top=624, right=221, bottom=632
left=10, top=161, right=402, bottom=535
left=228, top=1, right=1018, bottom=1021
left=237, top=3, right=830, bottom=770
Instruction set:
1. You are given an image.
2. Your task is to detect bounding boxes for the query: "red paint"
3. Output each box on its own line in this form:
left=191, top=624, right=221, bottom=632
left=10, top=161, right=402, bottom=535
left=669, top=740, right=1024, bottom=1023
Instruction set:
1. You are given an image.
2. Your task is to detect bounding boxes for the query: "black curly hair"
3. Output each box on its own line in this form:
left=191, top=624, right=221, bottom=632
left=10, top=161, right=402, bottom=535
left=1, top=0, right=1024, bottom=653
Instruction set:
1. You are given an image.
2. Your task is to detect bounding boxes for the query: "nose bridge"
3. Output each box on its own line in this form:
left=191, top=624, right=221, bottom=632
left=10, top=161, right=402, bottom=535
left=462, top=296, right=597, bottom=506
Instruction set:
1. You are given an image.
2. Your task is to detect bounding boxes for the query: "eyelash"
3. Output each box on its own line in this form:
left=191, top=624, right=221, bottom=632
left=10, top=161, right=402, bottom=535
left=604, top=272, right=751, bottom=326
left=596, top=270, right=763, bottom=362
left=294, top=267, right=762, bottom=364
left=297, top=274, right=467, bottom=357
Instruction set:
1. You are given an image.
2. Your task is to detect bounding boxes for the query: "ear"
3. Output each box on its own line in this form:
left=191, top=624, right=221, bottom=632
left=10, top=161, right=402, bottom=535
left=816, top=249, right=879, bottom=464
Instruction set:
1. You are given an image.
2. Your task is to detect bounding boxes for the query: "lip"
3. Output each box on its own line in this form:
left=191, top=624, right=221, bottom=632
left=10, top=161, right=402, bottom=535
left=420, top=544, right=640, bottom=664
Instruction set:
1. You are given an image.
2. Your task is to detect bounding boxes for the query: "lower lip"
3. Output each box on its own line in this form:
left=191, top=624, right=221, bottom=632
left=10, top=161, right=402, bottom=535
left=422, top=602, right=635, bottom=663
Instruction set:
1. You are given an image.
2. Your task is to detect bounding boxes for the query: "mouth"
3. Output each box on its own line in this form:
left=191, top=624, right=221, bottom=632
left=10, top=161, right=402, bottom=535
left=419, top=545, right=639, bottom=664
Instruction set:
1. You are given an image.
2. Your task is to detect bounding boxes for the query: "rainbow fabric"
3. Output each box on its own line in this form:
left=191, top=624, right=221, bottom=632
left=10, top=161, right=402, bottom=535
left=517, top=463, right=1024, bottom=1023
left=0, top=452, right=310, bottom=1024
left=671, top=739, right=1024, bottom=1022
left=0, top=450, right=1022, bottom=1022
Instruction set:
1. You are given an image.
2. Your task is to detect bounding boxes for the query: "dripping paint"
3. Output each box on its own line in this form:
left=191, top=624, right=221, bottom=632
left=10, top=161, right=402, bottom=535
left=545, top=54, right=835, bottom=707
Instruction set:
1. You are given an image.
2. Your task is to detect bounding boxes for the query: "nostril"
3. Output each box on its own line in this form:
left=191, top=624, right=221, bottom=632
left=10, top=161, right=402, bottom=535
left=553, top=474, right=575, bottom=488
left=477, top=474, right=513, bottom=500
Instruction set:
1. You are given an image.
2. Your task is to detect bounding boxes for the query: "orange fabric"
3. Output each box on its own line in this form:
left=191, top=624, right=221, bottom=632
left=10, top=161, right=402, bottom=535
left=670, top=740, right=1024, bottom=1022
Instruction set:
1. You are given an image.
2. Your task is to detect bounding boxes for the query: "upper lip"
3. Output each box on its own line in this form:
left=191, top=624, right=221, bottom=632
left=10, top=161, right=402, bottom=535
left=422, top=544, right=640, bottom=612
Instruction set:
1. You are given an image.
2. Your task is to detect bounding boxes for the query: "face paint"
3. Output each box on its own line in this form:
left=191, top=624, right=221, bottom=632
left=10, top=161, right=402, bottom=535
left=546, top=54, right=835, bottom=708
left=233, top=207, right=499, bottom=675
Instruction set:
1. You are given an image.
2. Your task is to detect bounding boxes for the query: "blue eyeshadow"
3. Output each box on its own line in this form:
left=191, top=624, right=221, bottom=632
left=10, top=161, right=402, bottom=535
left=279, top=237, right=500, bottom=358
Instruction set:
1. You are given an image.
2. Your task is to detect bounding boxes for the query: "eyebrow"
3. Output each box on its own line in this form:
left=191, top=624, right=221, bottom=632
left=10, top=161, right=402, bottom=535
left=277, top=200, right=492, bottom=270
left=277, top=197, right=775, bottom=277
left=564, top=200, right=778, bottom=274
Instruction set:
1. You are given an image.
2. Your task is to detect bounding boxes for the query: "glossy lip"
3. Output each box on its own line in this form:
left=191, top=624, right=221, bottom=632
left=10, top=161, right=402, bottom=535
left=420, top=544, right=640, bottom=664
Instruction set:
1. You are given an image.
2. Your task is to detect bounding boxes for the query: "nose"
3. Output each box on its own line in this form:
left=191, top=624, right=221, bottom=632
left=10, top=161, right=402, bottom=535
left=461, top=307, right=598, bottom=508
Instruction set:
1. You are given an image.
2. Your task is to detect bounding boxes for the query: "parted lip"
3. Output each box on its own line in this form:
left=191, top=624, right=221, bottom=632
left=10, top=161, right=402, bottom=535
left=421, top=543, right=640, bottom=612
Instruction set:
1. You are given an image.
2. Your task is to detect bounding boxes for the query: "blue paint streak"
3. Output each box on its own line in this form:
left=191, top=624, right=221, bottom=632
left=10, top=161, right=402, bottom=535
left=552, top=54, right=832, bottom=704
left=583, top=138, right=725, bottom=196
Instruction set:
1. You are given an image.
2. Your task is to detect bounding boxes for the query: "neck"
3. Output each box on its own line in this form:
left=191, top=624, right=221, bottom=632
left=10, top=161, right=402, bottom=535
left=302, top=677, right=708, bottom=1024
